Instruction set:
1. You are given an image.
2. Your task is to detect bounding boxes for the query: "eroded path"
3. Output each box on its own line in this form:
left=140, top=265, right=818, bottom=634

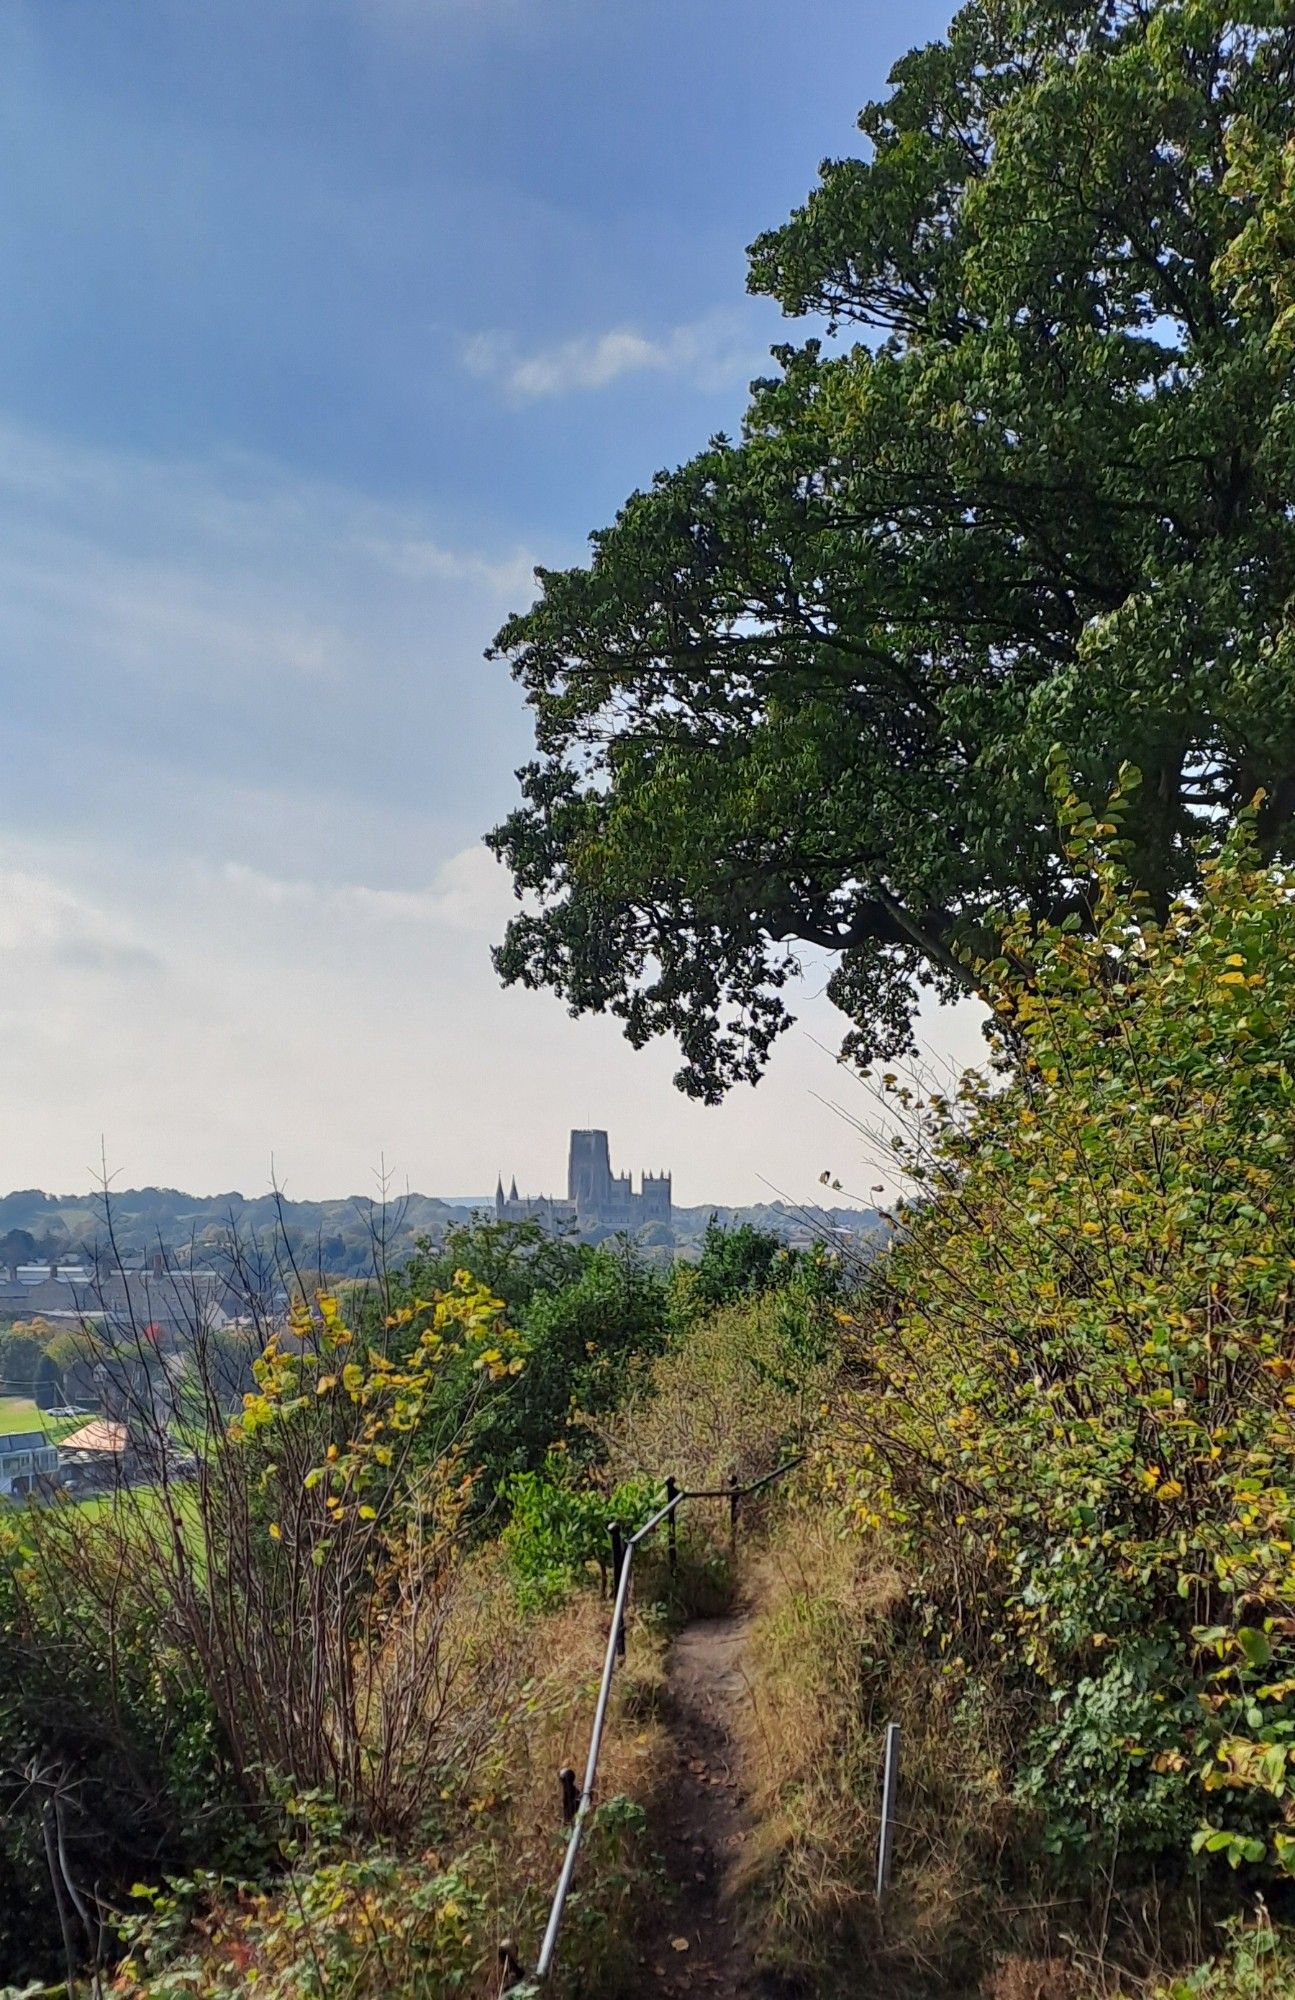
left=640, top=1611, right=788, bottom=1999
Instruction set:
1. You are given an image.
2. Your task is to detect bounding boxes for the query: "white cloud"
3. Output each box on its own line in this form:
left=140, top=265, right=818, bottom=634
left=0, top=860, right=162, bottom=975
left=0, top=418, right=540, bottom=700
left=0, top=414, right=549, bottom=902
left=462, top=309, right=765, bottom=403
left=220, top=844, right=514, bottom=934
left=362, top=534, right=537, bottom=600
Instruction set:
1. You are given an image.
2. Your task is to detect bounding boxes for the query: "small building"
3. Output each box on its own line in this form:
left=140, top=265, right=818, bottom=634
left=0, top=1429, right=60, bottom=1499
left=58, top=1418, right=134, bottom=1490
left=59, top=1417, right=130, bottom=1465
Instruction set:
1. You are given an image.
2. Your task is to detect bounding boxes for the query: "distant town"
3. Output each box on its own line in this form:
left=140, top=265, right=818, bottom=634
left=0, top=1128, right=884, bottom=1506
left=0, top=1128, right=883, bottom=1280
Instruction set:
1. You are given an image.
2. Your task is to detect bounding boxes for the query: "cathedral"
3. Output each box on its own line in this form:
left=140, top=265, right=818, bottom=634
left=495, top=1129, right=672, bottom=1235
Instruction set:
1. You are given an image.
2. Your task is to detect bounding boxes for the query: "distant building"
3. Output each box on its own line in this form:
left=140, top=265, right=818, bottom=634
left=495, top=1130, right=672, bottom=1237
left=0, top=1430, right=59, bottom=1499
left=4, top=1253, right=233, bottom=1341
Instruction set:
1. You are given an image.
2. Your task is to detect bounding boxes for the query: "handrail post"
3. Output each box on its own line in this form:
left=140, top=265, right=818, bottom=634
left=665, top=1476, right=678, bottom=1572
left=559, top=1766, right=578, bottom=1824
left=608, top=1520, right=627, bottom=1660
left=727, top=1471, right=739, bottom=1558
left=876, top=1721, right=901, bottom=1902
left=497, top=1940, right=526, bottom=1993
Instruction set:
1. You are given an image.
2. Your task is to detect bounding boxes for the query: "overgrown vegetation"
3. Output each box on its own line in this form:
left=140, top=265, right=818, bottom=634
left=692, top=788, right=1295, bottom=1999
left=0, top=1225, right=687, bottom=1996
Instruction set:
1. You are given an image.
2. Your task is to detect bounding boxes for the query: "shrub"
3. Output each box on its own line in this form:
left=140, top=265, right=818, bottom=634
left=835, top=787, right=1295, bottom=1881
left=688, top=1220, right=802, bottom=1309
left=0, top=1325, right=49, bottom=1394
left=607, top=1283, right=829, bottom=1495
left=377, top=1229, right=668, bottom=1504
left=500, top=1460, right=659, bottom=1611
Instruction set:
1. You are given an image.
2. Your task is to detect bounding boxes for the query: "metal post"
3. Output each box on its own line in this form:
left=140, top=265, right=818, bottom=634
left=727, top=1471, right=739, bottom=1558
left=608, top=1520, right=627, bottom=1660
left=559, top=1766, right=578, bottom=1824
left=876, top=1722, right=901, bottom=1901
left=665, top=1477, right=678, bottom=1572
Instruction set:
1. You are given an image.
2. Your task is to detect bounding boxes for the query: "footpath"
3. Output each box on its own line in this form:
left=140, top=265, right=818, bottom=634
left=638, top=1608, right=789, bottom=1999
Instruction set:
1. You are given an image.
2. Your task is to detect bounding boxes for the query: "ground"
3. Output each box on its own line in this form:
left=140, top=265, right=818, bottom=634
left=638, top=1610, right=790, bottom=1998
left=0, top=1394, right=79, bottom=1439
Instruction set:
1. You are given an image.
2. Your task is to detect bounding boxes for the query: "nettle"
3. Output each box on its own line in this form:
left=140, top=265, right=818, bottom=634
left=838, top=782, right=1295, bottom=1875
left=501, top=1458, right=660, bottom=1611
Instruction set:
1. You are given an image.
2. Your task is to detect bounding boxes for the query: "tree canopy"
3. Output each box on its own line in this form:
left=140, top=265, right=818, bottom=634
left=487, top=0, right=1295, bottom=1098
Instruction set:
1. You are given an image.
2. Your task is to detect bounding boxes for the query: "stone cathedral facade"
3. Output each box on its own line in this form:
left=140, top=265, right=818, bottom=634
left=495, top=1129, right=672, bottom=1235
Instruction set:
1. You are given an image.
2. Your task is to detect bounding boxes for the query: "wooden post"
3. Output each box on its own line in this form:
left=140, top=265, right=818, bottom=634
left=727, top=1471, right=739, bottom=1558
left=665, top=1476, right=678, bottom=1572
left=497, top=1939, right=527, bottom=1993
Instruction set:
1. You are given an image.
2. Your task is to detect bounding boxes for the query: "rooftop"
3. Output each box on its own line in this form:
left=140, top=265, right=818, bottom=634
left=59, top=1419, right=129, bottom=1456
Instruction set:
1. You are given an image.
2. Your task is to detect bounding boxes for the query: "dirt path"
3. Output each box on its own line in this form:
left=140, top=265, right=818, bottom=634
left=640, top=1611, right=787, bottom=1999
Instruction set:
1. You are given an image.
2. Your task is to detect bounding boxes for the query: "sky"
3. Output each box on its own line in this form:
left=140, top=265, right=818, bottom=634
left=0, top=0, right=985, bottom=1209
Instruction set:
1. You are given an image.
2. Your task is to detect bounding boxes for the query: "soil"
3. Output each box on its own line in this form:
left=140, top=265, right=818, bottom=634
left=638, top=1610, right=792, bottom=1999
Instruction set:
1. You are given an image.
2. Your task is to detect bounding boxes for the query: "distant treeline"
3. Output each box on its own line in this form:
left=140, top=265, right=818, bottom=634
left=0, top=1185, right=883, bottom=1278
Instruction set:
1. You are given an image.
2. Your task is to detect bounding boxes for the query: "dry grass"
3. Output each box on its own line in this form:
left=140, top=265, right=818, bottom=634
left=344, top=1548, right=676, bottom=1996
left=456, top=1548, right=672, bottom=1990
left=718, top=1505, right=1294, bottom=2000
left=104, top=1544, right=674, bottom=1999
left=726, top=1503, right=1015, bottom=1998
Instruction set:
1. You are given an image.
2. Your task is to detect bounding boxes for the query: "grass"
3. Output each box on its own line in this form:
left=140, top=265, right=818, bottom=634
left=63, top=1482, right=207, bottom=1571
left=0, top=1393, right=82, bottom=1440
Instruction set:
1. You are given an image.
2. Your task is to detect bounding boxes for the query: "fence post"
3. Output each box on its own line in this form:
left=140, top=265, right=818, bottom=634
left=559, top=1766, right=578, bottom=1824
left=608, top=1520, right=627, bottom=1660
left=727, top=1471, right=739, bottom=1558
left=665, top=1476, right=678, bottom=1572
left=876, top=1721, right=901, bottom=1902
left=497, top=1939, right=527, bottom=1993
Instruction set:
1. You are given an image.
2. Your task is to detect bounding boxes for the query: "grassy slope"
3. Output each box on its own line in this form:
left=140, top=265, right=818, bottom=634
left=0, top=1394, right=81, bottom=1440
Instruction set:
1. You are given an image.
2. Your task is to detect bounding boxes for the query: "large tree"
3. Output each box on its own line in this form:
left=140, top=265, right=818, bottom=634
left=487, top=1, right=1295, bottom=1099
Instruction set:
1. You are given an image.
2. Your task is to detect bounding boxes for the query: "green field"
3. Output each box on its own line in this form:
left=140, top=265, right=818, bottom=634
left=0, top=1394, right=81, bottom=1440
left=67, top=1482, right=206, bottom=1568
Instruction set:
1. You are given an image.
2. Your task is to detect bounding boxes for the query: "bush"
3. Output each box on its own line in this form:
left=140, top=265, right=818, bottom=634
left=501, top=1460, right=659, bottom=1611
left=381, top=1228, right=669, bottom=1504
left=835, top=787, right=1295, bottom=1881
left=0, top=1325, right=49, bottom=1394
left=608, top=1283, right=829, bottom=1495
left=689, top=1220, right=802, bottom=1309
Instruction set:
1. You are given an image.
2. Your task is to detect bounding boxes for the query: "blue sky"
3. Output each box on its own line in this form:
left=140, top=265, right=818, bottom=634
left=0, top=0, right=980, bottom=1204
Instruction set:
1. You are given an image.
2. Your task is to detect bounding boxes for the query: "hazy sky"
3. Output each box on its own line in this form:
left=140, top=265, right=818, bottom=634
left=0, top=0, right=984, bottom=1207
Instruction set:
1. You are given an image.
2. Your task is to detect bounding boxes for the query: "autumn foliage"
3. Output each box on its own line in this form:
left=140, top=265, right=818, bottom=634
left=836, top=781, right=1295, bottom=1878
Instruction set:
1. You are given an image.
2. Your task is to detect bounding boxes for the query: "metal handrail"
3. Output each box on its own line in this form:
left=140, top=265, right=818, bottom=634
left=523, top=1455, right=804, bottom=1987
